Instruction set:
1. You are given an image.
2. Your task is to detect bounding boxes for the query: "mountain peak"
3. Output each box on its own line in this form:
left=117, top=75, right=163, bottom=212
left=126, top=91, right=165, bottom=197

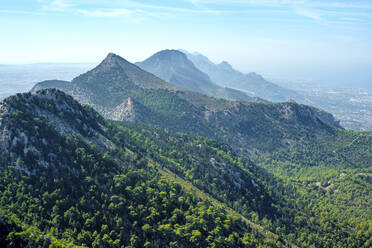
left=73, top=52, right=175, bottom=90
left=150, top=49, right=188, bottom=63
left=219, top=61, right=233, bottom=70
left=104, top=52, right=120, bottom=60
left=100, top=52, right=128, bottom=67
left=136, top=49, right=217, bottom=92
left=246, top=72, right=265, bottom=81
left=156, top=49, right=185, bottom=55
left=136, top=50, right=252, bottom=101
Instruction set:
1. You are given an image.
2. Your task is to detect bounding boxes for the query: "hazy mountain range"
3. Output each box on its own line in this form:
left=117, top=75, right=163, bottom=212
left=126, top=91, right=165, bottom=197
left=180, top=50, right=303, bottom=102
left=135, top=50, right=252, bottom=102
left=179, top=50, right=372, bottom=130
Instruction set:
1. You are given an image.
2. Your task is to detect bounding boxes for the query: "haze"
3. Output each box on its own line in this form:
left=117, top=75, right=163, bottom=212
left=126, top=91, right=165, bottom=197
left=1, top=0, right=371, bottom=89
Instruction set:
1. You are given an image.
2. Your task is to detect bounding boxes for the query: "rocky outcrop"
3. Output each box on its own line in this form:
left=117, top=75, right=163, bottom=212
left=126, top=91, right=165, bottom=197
left=0, top=89, right=115, bottom=174
left=110, top=97, right=136, bottom=122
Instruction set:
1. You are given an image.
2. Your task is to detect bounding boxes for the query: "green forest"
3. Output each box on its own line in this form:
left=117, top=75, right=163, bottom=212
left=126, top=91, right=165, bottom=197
left=0, top=90, right=370, bottom=247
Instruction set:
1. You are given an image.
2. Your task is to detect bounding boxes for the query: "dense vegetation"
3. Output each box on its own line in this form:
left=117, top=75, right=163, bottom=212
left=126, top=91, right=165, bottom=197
left=2, top=83, right=370, bottom=248
left=105, top=122, right=372, bottom=248
left=257, top=130, right=372, bottom=247
left=0, top=90, right=281, bottom=247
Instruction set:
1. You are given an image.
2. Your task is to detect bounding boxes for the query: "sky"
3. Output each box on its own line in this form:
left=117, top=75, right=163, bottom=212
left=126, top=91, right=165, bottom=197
left=1, top=0, right=372, bottom=88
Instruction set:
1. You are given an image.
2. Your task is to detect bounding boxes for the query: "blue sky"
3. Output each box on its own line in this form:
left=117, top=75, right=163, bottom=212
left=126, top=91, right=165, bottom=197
left=1, top=0, right=372, bottom=87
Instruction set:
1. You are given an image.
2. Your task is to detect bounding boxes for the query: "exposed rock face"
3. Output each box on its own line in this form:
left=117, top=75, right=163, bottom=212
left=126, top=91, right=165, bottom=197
left=279, top=102, right=340, bottom=128
left=0, top=89, right=114, bottom=174
left=110, top=97, right=136, bottom=121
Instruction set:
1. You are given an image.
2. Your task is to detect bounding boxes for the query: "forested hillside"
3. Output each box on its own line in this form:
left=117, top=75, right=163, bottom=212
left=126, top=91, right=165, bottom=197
left=1, top=89, right=370, bottom=247
left=0, top=90, right=285, bottom=247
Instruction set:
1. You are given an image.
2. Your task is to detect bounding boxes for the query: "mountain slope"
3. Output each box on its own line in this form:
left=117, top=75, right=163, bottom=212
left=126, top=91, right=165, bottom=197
left=30, top=53, right=216, bottom=137
left=2, top=90, right=370, bottom=247
left=0, top=89, right=283, bottom=247
left=31, top=53, right=341, bottom=157
left=182, top=50, right=303, bottom=102
left=136, top=50, right=252, bottom=101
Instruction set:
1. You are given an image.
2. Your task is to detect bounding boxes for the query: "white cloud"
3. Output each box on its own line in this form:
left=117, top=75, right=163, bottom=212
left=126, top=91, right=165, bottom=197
left=30, top=0, right=372, bottom=26
left=77, top=9, right=134, bottom=17
left=51, top=0, right=71, bottom=9
left=186, top=0, right=372, bottom=26
left=41, top=0, right=72, bottom=11
left=294, top=7, right=323, bottom=23
left=37, top=0, right=233, bottom=17
left=0, top=9, right=46, bottom=15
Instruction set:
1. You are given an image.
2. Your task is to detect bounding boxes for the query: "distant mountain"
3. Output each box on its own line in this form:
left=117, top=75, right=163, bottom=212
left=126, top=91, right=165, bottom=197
left=31, top=53, right=341, bottom=157
left=136, top=50, right=252, bottom=101
left=181, top=50, right=303, bottom=102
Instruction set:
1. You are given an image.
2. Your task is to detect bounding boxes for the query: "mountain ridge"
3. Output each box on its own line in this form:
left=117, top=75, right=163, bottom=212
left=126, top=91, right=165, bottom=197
left=181, top=50, right=303, bottom=102
left=136, top=50, right=253, bottom=101
left=31, top=52, right=342, bottom=157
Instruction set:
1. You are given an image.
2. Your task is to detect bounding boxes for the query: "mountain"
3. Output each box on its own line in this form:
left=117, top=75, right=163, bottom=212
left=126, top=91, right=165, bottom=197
left=136, top=50, right=252, bottom=101
left=181, top=50, right=303, bottom=102
left=1, top=89, right=371, bottom=248
left=31, top=53, right=341, bottom=157
left=0, top=89, right=290, bottom=247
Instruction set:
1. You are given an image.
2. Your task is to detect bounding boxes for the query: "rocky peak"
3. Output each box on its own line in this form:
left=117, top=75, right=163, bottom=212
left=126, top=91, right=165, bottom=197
left=102, top=52, right=128, bottom=65
left=0, top=89, right=113, bottom=174
left=93, top=52, right=129, bottom=73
